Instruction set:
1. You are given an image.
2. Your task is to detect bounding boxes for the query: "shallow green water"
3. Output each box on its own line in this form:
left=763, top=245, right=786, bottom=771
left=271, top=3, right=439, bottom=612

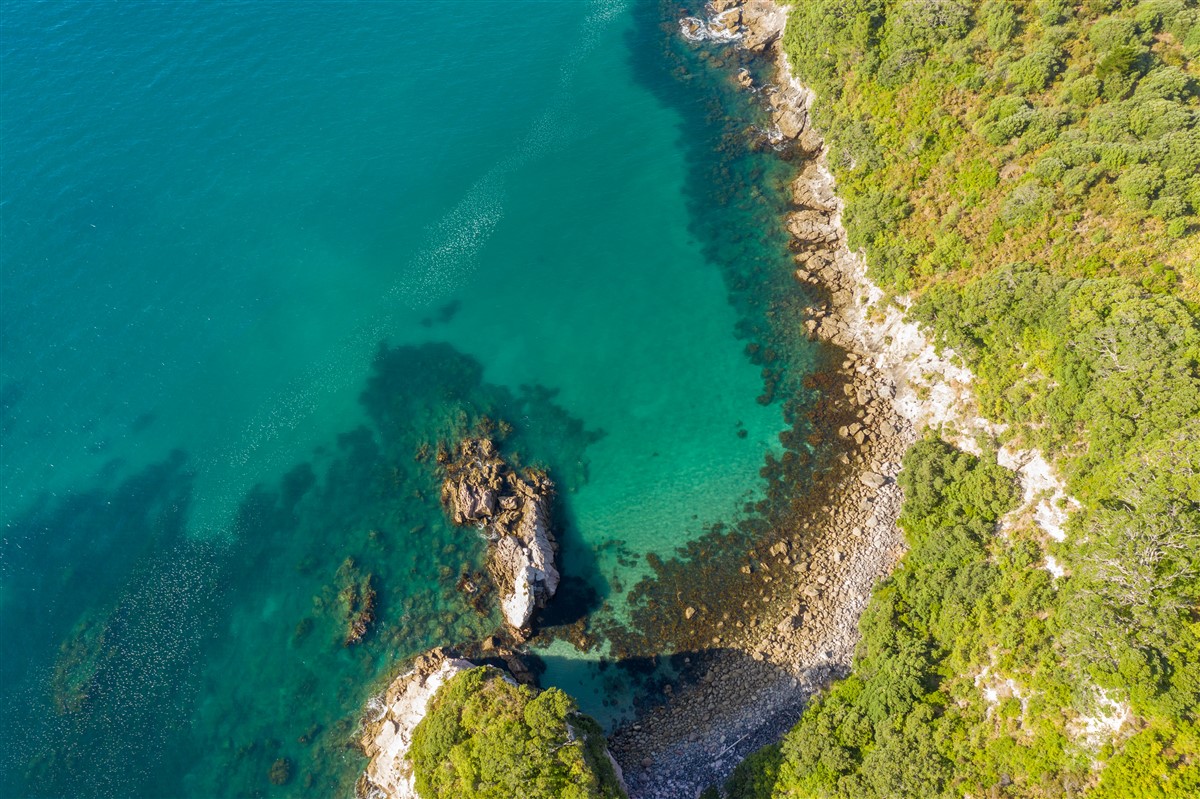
left=0, top=0, right=816, bottom=795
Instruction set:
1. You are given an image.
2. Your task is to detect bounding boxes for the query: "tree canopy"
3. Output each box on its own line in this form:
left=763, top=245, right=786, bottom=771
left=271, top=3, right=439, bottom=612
left=410, top=667, right=626, bottom=799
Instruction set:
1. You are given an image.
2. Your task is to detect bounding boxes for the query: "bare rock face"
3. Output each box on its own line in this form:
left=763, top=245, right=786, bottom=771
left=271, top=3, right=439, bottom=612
left=739, top=0, right=787, bottom=52
left=357, top=648, right=473, bottom=799
left=441, top=438, right=560, bottom=633
left=788, top=209, right=839, bottom=245
left=793, top=163, right=838, bottom=211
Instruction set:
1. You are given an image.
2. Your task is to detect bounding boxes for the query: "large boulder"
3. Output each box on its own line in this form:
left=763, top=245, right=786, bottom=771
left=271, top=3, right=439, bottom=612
left=788, top=209, right=838, bottom=244
left=441, top=438, right=560, bottom=632
left=740, top=0, right=787, bottom=52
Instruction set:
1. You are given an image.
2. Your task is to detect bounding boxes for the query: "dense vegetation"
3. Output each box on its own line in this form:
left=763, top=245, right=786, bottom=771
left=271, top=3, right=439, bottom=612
left=785, top=0, right=1199, bottom=296
left=715, top=0, right=1200, bottom=796
left=409, top=667, right=627, bottom=799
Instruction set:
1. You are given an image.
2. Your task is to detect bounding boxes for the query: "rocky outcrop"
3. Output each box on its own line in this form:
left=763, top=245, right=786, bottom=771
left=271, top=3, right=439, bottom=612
left=680, top=3, right=744, bottom=43
left=441, top=437, right=559, bottom=633
left=357, top=648, right=473, bottom=799
left=681, top=1, right=820, bottom=154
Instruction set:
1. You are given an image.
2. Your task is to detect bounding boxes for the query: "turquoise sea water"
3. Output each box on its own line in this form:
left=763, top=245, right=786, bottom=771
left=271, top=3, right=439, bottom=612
left=1, top=1, right=818, bottom=795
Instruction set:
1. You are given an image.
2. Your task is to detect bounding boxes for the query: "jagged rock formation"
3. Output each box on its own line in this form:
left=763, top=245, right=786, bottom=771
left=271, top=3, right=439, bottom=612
left=357, top=648, right=473, bottom=799
left=440, top=437, right=559, bottom=633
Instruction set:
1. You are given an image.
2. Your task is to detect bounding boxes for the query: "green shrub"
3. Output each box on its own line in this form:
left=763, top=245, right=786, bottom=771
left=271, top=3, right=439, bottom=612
left=1016, top=107, right=1072, bottom=152
left=1036, top=0, right=1072, bottom=26
left=1135, top=0, right=1189, bottom=34
left=724, top=743, right=783, bottom=799
left=846, top=191, right=913, bottom=251
left=410, top=667, right=626, bottom=799
left=1009, top=47, right=1065, bottom=93
left=1115, top=162, right=1165, bottom=207
left=984, top=0, right=1020, bottom=49
left=1033, top=155, right=1068, bottom=182
left=1089, top=16, right=1139, bottom=50
left=1092, top=723, right=1200, bottom=798
left=1151, top=192, right=1190, bottom=218
left=1128, top=98, right=1196, bottom=139
left=978, top=94, right=1036, bottom=143
left=954, top=157, right=1001, bottom=203
left=1061, top=73, right=1103, bottom=105
left=1001, top=181, right=1053, bottom=225
left=1134, top=65, right=1197, bottom=100
left=1096, top=43, right=1150, bottom=81
left=887, top=0, right=974, bottom=52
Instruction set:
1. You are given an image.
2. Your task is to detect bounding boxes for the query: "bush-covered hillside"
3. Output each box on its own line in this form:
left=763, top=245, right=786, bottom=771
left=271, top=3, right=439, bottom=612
left=718, top=1, right=1200, bottom=797
left=786, top=0, right=1200, bottom=296
left=723, top=431, right=1198, bottom=798
left=409, top=667, right=627, bottom=799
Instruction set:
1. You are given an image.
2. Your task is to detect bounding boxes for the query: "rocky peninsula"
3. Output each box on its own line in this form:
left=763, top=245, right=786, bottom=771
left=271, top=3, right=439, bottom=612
left=358, top=648, right=628, bottom=799
left=357, top=648, right=474, bottom=799
left=440, top=437, right=560, bottom=634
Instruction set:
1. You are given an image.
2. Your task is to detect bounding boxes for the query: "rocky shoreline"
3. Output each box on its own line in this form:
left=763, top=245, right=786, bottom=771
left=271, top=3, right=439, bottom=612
left=606, top=2, right=1083, bottom=796
left=350, top=4, right=1083, bottom=797
left=357, top=648, right=474, bottom=799
left=607, top=2, right=999, bottom=796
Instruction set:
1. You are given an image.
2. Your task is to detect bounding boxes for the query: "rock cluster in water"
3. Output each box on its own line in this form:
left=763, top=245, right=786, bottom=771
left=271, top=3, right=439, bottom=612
left=335, top=557, right=378, bottom=646
left=357, top=647, right=474, bottom=799
left=681, top=0, right=784, bottom=52
left=440, top=437, right=559, bottom=634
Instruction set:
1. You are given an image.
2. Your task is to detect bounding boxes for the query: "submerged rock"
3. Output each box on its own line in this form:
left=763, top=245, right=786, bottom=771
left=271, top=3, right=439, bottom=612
left=268, top=757, right=293, bottom=787
left=440, top=437, right=560, bottom=633
left=334, top=557, right=377, bottom=646
left=50, top=611, right=112, bottom=715
left=357, top=648, right=473, bottom=799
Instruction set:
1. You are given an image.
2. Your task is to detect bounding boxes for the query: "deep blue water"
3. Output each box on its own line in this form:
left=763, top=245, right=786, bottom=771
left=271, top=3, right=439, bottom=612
left=1, top=1, right=818, bottom=795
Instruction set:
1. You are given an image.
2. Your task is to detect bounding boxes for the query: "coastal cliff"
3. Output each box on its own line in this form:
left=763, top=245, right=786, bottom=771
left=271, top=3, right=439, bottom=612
left=440, top=437, right=560, bottom=634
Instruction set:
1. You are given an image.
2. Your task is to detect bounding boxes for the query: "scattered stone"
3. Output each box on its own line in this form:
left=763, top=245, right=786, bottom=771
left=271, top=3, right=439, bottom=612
left=860, top=472, right=886, bottom=489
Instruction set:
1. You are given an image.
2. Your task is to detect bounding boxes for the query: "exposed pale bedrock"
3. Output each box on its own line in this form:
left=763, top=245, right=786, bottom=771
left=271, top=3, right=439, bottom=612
left=357, top=648, right=473, bottom=799
left=440, top=437, right=559, bottom=633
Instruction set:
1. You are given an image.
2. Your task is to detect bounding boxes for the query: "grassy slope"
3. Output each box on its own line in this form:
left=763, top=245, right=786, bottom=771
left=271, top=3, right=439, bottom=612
left=719, top=1, right=1200, bottom=797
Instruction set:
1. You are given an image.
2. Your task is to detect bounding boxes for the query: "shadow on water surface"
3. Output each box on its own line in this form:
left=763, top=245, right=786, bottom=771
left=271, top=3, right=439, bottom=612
left=523, top=0, right=854, bottom=675
left=0, top=450, right=218, bottom=799
left=1, top=340, right=608, bottom=798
